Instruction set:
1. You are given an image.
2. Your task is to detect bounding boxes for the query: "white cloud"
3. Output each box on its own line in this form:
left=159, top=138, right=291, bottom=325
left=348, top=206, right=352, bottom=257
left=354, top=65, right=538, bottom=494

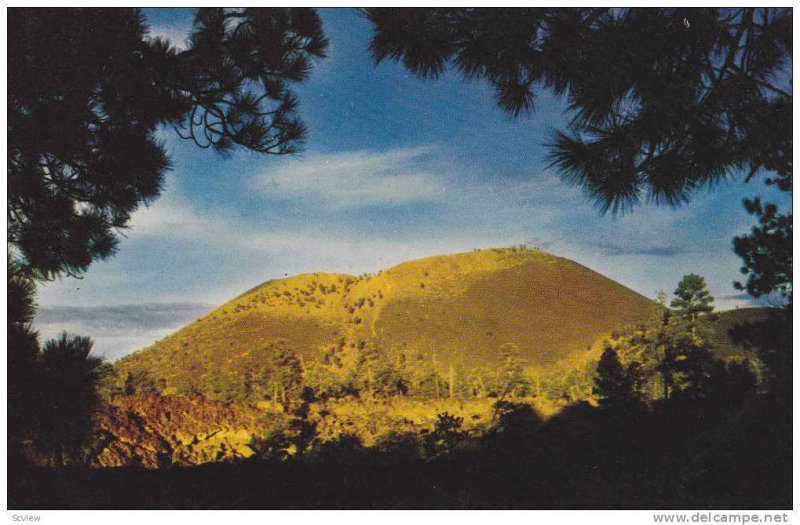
left=35, top=303, right=212, bottom=361
left=251, top=146, right=451, bottom=210
left=147, top=24, right=191, bottom=51
left=130, top=197, right=502, bottom=275
left=36, top=142, right=760, bottom=347
left=119, top=144, right=715, bottom=293
left=121, top=146, right=576, bottom=275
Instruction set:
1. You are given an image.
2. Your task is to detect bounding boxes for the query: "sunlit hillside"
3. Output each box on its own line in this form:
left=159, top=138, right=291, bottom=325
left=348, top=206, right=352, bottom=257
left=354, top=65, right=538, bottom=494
left=30, top=250, right=777, bottom=470
left=115, top=247, right=659, bottom=397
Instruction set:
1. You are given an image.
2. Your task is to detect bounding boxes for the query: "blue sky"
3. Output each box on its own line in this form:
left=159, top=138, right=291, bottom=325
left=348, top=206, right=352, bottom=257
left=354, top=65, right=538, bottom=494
left=34, top=8, right=791, bottom=360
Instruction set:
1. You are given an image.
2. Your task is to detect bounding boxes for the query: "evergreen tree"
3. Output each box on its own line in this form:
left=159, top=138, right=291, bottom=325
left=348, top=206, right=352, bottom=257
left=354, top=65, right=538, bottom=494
left=663, top=319, right=720, bottom=401
left=95, top=363, right=125, bottom=400
left=366, top=8, right=790, bottom=214
left=367, top=8, right=791, bottom=338
left=35, top=333, right=105, bottom=464
left=593, top=347, right=633, bottom=407
left=423, top=412, right=465, bottom=457
left=124, top=369, right=162, bottom=396
left=404, top=351, right=444, bottom=399
left=9, top=8, right=327, bottom=281
left=7, top=8, right=328, bottom=463
left=302, top=358, right=348, bottom=400
left=8, top=262, right=41, bottom=450
left=269, top=344, right=304, bottom=402
left=494, top=344, right=532, bottom=398
left=352, top=345, right=408, bottom=399
left=671, top=274, right=715, bottom=320
left=604, top=276, right=724, bottom=402
left=733, top=199, right=793, bottom=303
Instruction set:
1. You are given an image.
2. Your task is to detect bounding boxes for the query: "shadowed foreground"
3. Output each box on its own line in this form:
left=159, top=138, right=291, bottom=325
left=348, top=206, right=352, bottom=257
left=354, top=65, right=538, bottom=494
left=10, top=392, right=790, bottom=510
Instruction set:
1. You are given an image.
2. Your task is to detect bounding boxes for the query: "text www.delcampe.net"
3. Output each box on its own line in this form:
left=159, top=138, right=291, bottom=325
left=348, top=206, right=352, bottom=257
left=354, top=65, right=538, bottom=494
left=653, top=513, right=790, bottom=524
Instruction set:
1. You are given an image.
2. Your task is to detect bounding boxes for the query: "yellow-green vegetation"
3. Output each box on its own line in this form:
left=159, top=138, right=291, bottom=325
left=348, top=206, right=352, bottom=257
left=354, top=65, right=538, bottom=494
left=79, top=394, right=527, bottom=468
left=313, top=397, right=495, bottom=447
left=88, top=395, right=265, bottom=468
left=80, top=254, right=774, bottom=469
left=707, top=307, right=776, bottom=359
left=114, top=247, right=657, bottom=403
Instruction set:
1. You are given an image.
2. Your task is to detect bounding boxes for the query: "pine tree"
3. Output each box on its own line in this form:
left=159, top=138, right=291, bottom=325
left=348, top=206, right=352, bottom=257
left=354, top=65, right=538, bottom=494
left=734, top=199, right=793, bottom=303
left=366, top=8, right=790, bottom=215
left=9, top=8, right=327, bottom=281
left=270, top=344, right=303, bottom=402
left=671, top=274, right=715, bottom=320
left=8, top=9, right=328, bottom=464
left=36, top=333, right=105, bottom=464
left=604, top=276, right=722, bottom=402
left=367, top=8, right=791, bottom=329
left=593, top=347, right=633, bottom=407
left=496, top=344, right=532, bottom=398
left=8, top=262, right=41, bottom=450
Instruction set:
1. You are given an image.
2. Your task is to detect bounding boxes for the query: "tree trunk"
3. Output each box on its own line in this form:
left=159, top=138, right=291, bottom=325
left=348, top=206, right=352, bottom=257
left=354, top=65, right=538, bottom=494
left=448, top=364, right=455, bottom=398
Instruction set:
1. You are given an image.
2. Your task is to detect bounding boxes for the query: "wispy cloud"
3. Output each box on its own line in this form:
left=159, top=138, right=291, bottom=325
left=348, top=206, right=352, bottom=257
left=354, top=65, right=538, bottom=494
left=527, top=238, right=690, bottom=258
left=37, top=139, right=761, bottom=352
left=123, top=146, right=579, bottom=274
left=34, top=303, right=212, bottom=361
left=718, top=293, right=785, bottom=308
left=147, top=24, right=192, bottom=51
left=251, top=146, right=451, bottom=210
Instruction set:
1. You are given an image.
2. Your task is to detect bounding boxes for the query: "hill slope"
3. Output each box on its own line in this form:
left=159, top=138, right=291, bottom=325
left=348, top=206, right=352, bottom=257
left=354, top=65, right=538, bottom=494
left=708, top=307, right=778, bottom=359
left=115, top=247, right=658, bottom=396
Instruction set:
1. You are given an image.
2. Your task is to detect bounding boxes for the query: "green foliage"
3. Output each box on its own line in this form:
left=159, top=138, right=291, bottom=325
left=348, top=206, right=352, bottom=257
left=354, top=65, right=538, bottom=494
left=8, top=261, right=108, bottom=465
left=494, top=344, right=533, bottom=398
left=671, top=274, right=715, bottom=320
left=423, top=412, right=465, bottom=457
left=95, top=363, right=125, bottom=400
left=367, top=8, right=791, bottom=215
left=202, top=367, right=249, bottom=402
left=7, top=7, right=327, bottom=467
left=35, top=333, right=105, bottom=457
left=8, top=263, right=41, bottom=446
left=727, top=308, right=791, bottom=399
left=250, top=391, right=318, bottom=460
left=124, top=369, right=163, bottom=397
left=604, top=275, right=741, bottom=403
left=352, top=345, right=409, bottom=399
left=403, top=353, right=444, bottom=398
left=733, top=198, right=792, bottom=303
left=268, top=344, right=304, bottom=402
left=664, top=317, right=724, bottom=401
left=491, top=400, right=544, bottom=445
left=249, top=413, right=300, bottom=461
left=8, top=8, right=327, bottom=280
left=539, top=361, right=596, bottom=403
left=303, top=357, right=351, bottom=400
left=593, top=347, right=635, bottom=406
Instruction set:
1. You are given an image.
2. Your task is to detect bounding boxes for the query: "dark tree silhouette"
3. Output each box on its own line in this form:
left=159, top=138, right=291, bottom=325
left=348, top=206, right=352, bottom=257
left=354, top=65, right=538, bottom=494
left=423, top=412, right=465, bottom=457
left=8, top=7, right=327, bottom=470
left=33, top=333, right=105, bottom=465
left=366, top=8, right=791, bottom=214
left=8, top=8, right=327, bottom=281
left=123, top=369, right=162, bottom=396
left=733, top=198, right=793, bottom=302
left=7, top=262, right=41, bottom=453
left=665, top=327, right=720, bottom=402
left=593, top=347, right=634, bottom=407
left=665, top=275, right=724, bottom=399
left=365, top=12, right=792, bottom=377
